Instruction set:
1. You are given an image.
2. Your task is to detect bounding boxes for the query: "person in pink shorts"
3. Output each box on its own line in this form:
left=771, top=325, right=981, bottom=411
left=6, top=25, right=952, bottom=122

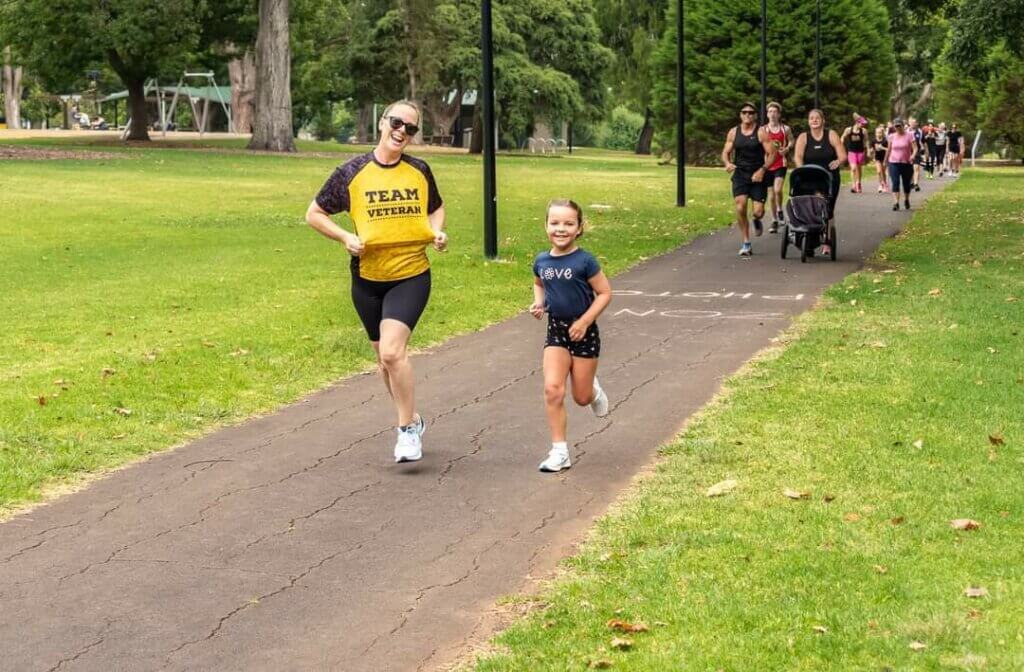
left=841, top=114, right=869, bottom=193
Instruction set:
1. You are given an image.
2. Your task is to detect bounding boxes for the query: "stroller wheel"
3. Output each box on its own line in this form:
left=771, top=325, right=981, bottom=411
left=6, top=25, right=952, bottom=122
left=781, top=225, right=789, bottom=259
left=829, top=225, right=838, bottom=261
left=801, top=231, right=812, bottom=263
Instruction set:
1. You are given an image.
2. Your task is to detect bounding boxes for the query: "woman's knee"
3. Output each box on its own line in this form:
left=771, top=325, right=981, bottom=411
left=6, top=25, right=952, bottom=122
left=378, top=343, right=407, bottom=368
left=571, top=387, right=594, bottom=406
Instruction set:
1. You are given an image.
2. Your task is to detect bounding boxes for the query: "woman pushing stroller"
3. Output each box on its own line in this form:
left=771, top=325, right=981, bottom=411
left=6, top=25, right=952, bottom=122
left=793, top=109, right=847, bottom=258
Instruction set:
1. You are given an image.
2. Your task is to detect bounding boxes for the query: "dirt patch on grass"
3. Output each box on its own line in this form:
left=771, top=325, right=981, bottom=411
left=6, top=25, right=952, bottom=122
left=0, top=145, right=128, bottom=161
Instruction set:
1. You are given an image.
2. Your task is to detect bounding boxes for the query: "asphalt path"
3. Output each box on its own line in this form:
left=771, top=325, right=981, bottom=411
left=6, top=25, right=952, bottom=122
left=0, top=177, right=946, bottom=671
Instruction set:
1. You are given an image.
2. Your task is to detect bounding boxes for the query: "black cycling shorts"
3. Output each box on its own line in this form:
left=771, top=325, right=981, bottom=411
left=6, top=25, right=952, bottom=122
left=731, top=168, right=768, bottom=202
left=545, top=318, right=601, bottom=359
left=350, top=267, right=431, bottom=341
left=767, top=166, right=787, bottom=183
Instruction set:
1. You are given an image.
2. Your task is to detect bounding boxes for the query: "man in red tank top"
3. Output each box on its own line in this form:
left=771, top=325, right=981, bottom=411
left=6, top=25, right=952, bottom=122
left=762, top=101, right=793, bottom=234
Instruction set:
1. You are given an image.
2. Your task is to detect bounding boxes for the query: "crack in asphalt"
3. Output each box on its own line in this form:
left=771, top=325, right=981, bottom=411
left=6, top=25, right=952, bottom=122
left=159, top=516, right=398, bottom=668
left=227, top=480, right=382, bottom=560
left=362, top=539, right=503, bottom=656
left=436, top=425, right=492, bottom=484
left=2, top=518, right=86, bottom=564
left=46, top=637, right=105, bottom=672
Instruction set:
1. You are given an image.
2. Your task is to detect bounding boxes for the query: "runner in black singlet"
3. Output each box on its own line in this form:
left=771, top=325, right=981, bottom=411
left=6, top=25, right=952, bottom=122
left=721, top=102, right=777, bottom=257
left=793, top=109, right=846, bottom=258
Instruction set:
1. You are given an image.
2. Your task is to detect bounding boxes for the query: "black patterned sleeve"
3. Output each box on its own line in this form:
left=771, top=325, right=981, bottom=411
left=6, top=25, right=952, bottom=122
left=314, top=165, right=352, bottom=215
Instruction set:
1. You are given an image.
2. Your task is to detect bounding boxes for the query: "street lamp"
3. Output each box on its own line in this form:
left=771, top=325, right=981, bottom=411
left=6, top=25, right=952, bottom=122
left=760, top=0, right=767, bottom=124
left=676, top=0, right=686, bottom=207
left=815, top=0, right=821, bottom=110
left=481, top=0, right=498, bottom=259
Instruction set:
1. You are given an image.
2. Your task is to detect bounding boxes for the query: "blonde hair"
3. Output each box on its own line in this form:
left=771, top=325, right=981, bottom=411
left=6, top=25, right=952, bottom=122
left=381, top=99, right=421, bottom=124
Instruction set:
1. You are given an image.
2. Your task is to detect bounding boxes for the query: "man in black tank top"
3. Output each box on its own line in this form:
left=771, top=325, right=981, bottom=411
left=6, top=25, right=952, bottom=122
left=721, top=103, right=778, bottom=257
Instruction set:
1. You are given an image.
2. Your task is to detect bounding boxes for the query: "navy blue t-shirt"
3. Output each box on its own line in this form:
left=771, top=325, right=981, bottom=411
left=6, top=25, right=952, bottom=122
left=533, top=248, right=601, bottom=320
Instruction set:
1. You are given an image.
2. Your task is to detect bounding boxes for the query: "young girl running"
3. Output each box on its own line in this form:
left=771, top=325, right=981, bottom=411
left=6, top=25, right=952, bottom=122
left=530, top=200, right=612, bottom=473
left=871, top=125, right=889, bottom=193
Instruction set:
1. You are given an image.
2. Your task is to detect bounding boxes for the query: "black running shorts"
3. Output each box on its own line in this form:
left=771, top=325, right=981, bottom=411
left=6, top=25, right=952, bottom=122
left=731, top=168, right=768, bottom=202
left=545, top=318, right=601, bottom=359
left=350, top=266, right=431, bottom=341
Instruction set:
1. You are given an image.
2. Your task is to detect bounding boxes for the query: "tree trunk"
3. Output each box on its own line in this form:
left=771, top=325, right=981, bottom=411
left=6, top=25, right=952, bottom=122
left=469, top=101, right=483, bottom=154
left=228, top=51, right=256, bottom=134
left=636, top=107, right=654, bottom=155
left=248, top=0, right=295, bottom=152
left=424, top=87, right=462, bottom=139
left=3, top=47, right=23, bottom=129
left=126, top=77, right=150, bottom=141
left=356, top=103, right=372, bottom=143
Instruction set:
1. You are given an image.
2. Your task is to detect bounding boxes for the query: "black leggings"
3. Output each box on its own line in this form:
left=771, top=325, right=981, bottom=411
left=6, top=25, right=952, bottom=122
left=888, top=163, right=913, bottom=195
left=350, top=269, right=431, bottom=341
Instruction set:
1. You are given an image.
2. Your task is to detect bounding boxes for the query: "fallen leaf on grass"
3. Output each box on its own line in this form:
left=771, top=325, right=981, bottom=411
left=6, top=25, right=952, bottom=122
left=909, top=641, right=927, bottom=651
left=951, top=519, right=981, bottom=531
left=1007, top=296, right=1019, bottom=303
left=844, top=512, right=862, bottom=522
left=113, top=407, right=133, bottom=417
left=870, top=341, right=888, bottom=349
left=810, top=625, right=828, bottom=635
left=783, top=488, right=810, bottom=500
left=928, top=288, right=943, bottom=297
left=874, top=565, right=888, bottom=574
left=706, top=479, right=738, bottom=497
left=589, top=660, right=613, bottom=669
left=964, top=586, right=988, bottom=598
left=891, top=516, right=905, bottom=525
left=202, top=341, right=216, bottom=348
left=610, top=637, right=633, bottom=650
left=229, top=348, right=250, bottom=357
left=823, top=494, right=836, bottom=503
left=607, top=619, right=649, bottom=633
left=912, top=439, right=924, bottom=449
left=967, top=608, right=983, bottom=620
left=37, top=394, right=46, bottom=406
left=102, top=367, right=117, bottom=377
left=989, top=434, right=1005, bottom=446
left=112, top=433, right=127, bottom=440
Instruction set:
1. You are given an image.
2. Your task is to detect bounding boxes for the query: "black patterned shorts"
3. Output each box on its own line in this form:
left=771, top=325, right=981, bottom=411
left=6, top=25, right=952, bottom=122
left=545, top=318, right=601, bottom=358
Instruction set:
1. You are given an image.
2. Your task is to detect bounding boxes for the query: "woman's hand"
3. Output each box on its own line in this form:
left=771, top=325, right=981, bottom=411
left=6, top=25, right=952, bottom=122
left=828, top=160, right=841, bottom=171
left=568, top=317, right=591, bottom=341
left=342, top=232, right=365, bottom=256
left=433, top=230, right=448, bottom=252
left=725, top=162, right=736, bottom=173
left=529, top=301, right=545, bottom=319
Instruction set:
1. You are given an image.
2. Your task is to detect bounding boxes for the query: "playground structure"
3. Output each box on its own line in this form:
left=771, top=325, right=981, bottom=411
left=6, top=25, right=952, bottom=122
left=522, top=137, right=569, bottom=154
left=104, top=72, right=234, bottom=140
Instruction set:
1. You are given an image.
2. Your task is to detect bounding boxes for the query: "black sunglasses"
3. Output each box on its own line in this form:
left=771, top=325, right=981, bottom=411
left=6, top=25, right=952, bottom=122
left=740, top=109, right=757, bottom=115
left=387, top=116, right=419, bottom=136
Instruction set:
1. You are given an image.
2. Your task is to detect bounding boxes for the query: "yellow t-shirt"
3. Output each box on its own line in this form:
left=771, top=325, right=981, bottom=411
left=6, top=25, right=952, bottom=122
left=315, top=153, right=443, bottom=281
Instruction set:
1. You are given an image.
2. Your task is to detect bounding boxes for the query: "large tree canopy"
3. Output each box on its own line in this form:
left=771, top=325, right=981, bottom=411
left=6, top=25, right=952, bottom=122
left=7, top=0, right=205, bottom=140
left=651, top=0, right=896, bottom=164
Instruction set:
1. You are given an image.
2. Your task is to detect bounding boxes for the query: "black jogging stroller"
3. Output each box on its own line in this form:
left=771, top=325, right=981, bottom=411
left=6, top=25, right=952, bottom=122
left=781, top=164, right=837, bottom=262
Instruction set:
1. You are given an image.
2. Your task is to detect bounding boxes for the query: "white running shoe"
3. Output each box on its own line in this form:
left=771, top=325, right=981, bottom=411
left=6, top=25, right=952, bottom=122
left=394, top=426, right=422, bottom=463
left=590, top=378, right=609, bottom=417
left=539, top=446, right=571, bottom=473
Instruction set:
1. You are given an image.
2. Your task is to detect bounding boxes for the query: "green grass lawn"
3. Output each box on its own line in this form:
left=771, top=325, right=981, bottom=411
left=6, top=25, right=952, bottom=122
left=475, top=168, right=1024, bottom=670
left=0, top=140, right=731, bottom=514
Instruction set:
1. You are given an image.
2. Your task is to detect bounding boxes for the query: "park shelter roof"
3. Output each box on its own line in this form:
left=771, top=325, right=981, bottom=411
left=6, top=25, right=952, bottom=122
left=101, top=85, right=232, bottom=103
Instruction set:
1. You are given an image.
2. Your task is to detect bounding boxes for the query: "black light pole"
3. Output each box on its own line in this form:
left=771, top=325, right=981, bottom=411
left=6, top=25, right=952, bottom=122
left=760, top=0, right=768, bottom=125
left=676, top=0, right=685, bottom=206
left=481, top=0, right=498, bottom=259
left=815, top=0, right=821, bottom=110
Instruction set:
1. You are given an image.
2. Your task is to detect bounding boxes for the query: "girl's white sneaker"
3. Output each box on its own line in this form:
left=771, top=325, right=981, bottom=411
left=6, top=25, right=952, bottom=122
left=539, top=447, right=571, bottom=473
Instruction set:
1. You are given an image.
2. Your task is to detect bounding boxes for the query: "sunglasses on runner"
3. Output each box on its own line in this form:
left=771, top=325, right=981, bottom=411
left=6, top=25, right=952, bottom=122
left=740, top=109, right=757, bottom=116
left=387, top=116, right=419, bottom=136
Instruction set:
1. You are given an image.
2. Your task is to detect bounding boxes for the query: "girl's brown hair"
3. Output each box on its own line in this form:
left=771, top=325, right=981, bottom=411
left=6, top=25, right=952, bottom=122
left=546, top=199, right=585, bottom=238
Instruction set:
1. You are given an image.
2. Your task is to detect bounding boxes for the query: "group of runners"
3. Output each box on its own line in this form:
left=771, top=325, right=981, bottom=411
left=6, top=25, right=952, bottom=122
left=723, top=102, right=966, bottom=256
left=306, top=99, right=610, bottom=473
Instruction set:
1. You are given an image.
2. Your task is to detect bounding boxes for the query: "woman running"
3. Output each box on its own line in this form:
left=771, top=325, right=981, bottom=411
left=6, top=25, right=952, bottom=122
left=530, top=200, right=612, bottom=473
left=884, top=116, right=919, bottom=211
left=871, top=125, right=889, bottom=193
left=948, top=123, right=963, bottom=175
left=306, top=99, right=448, bottom=464
left=793, top=109, right=846, bottom=257
left=923, top=122, right=938, bottom=180
left=721, top=102, right=778, bottom=257
left=762, top=101, right=793, bottom=233
left=935, top=122, right=949, bottom=176
left=908, top=117, right=924, bottom=191
left=841, top=114, right=869, bottom=193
